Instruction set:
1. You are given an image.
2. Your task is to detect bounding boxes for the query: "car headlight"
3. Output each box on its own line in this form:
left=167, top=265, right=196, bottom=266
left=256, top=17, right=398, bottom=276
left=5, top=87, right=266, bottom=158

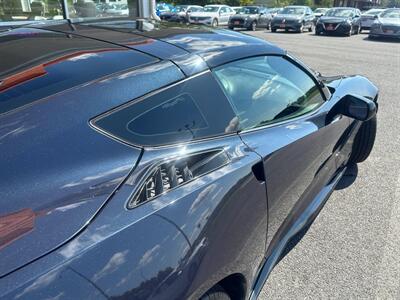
left=297, top=19, right=302, bottom=23
left=344, top=19, right=351, bottom=24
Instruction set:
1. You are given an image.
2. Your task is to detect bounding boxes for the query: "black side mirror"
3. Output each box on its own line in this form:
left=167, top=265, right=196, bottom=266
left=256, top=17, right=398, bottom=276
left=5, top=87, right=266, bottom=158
left=329, top=94, right=377, bottom=123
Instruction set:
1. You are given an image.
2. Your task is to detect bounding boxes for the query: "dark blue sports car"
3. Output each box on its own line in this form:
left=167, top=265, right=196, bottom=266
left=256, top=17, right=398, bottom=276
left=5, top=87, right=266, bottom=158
left=0, top=20, right=377, bottom=300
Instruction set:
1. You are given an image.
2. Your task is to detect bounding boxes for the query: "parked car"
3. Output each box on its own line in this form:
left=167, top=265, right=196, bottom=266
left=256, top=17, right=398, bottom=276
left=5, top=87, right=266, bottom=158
left=160, top=5, right=203, bottom=23
left=156, top=2, right=173, bottom=16
left=313, top=7, right=329, bottom=24
left=316, top=7, right=362, bottom=36
left=103, top=3, right=129, bottom=16
left=0, top=19, right=378, bottom=300
left=232, top=6, right=243, bottom=14
left=360, top=8, right=384, bottom=32
left=228, top=6, right=272, bottom=30
left=189, top=4, right=235, bottom=27
left=369, top=8, right=400, bottom=39
left=271, top=5, right=315, bottom=33
left=268, top=7, right=282, bottom=18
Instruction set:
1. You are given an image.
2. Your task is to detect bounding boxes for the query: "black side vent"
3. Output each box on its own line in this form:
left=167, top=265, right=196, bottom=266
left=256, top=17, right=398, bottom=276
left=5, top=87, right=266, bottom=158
left=128, top=149, right=230, bottom=209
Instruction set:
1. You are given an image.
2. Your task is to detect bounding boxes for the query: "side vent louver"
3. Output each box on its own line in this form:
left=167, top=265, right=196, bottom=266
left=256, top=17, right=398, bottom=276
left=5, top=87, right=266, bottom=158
left=128, top=149, right=229, bottom=209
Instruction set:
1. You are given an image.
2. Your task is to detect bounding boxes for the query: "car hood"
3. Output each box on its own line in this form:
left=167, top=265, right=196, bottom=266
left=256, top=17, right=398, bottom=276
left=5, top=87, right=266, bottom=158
left=231, top=14, right=257, bottom=19
left=190, top=11, right=218, bottom=17
left=319, top=16, right=349, bottom=23
left=274, top=14, right=303, bottom=20
left=0, top=27, right=153, bottom=277
left=378, top=18, right=400, bottom=26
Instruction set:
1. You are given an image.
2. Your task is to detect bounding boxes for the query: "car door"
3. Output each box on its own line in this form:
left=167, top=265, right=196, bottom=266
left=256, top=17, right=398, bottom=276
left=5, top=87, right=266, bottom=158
left=354, top=9, right=362, bottom=29
left=212, top=55, right=352, bottom=252
left=258, top=9, right=268, bottom=27
left=219, top=7, right=229, bottom=24
left=305, top=8, right=314, bottom=26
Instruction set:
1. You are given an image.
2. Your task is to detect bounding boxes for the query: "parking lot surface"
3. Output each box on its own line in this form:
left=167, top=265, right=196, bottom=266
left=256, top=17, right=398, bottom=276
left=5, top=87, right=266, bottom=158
left=245, top=31, right=400, bottom=299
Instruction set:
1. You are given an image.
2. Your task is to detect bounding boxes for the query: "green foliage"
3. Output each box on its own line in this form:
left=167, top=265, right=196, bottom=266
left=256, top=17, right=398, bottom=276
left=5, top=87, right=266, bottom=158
left=381, top=0, right=400, bottom=7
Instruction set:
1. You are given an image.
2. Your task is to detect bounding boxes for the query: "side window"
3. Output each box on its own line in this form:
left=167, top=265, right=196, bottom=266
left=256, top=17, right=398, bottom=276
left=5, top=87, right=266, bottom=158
left=93, top=72, right=237, bottom=146
left=213, top=56, right=325, bottom=130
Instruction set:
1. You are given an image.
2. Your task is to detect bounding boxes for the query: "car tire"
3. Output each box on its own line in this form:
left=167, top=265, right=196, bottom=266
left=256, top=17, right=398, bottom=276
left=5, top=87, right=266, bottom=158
left=297, top=23, right=304, bottom=33
left=249, top=21, right=257, bottom=31
left=200, top=284, right=230, bottom=300
left=315, top=30, right=320, bottom=35
left=212, top=19, right=218, bottom=27
left=228, top=26, right=234, bottom=30
left=308, top=24, right=314, bottom=32
left=347, top=27, right=352, bottom=37
left=271, top=28, right=277, bottom=32
left=349, top=115, right=377, bottom=163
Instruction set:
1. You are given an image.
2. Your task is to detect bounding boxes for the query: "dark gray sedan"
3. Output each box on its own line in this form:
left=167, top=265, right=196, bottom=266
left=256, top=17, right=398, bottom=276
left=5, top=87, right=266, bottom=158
left=271, top=6, right=315, bottom=33
left=228, top=6, right=272, bottom=30
left=369, top=8, right=400, bottom=39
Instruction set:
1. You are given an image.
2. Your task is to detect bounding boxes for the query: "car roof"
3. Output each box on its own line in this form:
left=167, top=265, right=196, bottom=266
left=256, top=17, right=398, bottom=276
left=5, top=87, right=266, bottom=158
left=0, top=19, right=284, bottom=113
left=27, top=19, right=284, bottom=69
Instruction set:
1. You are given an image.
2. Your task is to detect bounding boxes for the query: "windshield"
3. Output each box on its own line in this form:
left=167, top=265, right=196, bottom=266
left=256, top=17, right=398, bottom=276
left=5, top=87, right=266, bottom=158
left=314, top=8, right=326, bottom=13
left=365, top=9, right=383, bottom=15
left=325, top=9, right=354, bottom=17
left=204, top=6, right=219, bottom=13
left=241, top=7, right=259, bottom=14
left=280, top=7, right=305, bottom=15
left=173, top=6, right=187, bottom=13
left=0, top=0, right=64, bottom=22
left=380, top=9, right=400, bottom=18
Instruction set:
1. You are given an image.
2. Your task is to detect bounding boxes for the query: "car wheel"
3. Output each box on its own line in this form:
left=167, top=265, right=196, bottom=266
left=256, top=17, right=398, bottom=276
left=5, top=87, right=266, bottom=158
left=267, top=21, right=271, bottom=30
left=250, top=21, right=257, bottom=31
left=349, top=115, right=377, bottom=163
left=200, top=284, right=230, bottom=300
left=228, top=26, right=234, bottom=30
left=271, top=28, right=277, bottom=32
left=359, top=27, right=362, bottom=33
left=347, top=26, right=352, bottom=37
left=308, top=24, right=314, bottom=32
left=212, top=19, right=218, bottom=27
left=297, top=23, right=304, bottom=33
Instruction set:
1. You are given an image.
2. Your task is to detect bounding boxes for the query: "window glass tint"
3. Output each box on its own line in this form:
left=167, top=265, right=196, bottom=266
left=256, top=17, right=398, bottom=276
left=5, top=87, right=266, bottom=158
left=93, top=72, right=237, bottom=146
left=69, top=1, right=129, bottom=19
left=0, top=0, right=64, bottom=21
left=213, top=56, right=324, bottom=130
left=127, top=93, right=208, bottom=136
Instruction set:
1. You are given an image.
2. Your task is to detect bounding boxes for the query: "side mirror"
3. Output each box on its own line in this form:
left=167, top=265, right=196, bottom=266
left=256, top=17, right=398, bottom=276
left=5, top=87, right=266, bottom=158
left=329, top=94, right=377, bottom=122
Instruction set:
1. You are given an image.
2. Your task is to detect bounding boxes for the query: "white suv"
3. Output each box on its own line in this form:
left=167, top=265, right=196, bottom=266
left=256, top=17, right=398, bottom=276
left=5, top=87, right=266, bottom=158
left=189, top=5, right=235, bottom=27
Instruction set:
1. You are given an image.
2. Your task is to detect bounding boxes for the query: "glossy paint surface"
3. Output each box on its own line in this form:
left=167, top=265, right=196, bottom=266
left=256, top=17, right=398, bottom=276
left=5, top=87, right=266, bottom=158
left=0, top=25, right=186, bottom=276
left=0, top=20, right=378, bottom=300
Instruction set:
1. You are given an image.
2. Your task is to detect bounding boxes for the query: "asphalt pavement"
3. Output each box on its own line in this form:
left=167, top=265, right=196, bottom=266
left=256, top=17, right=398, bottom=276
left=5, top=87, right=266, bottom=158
left=244, top=30, right=400, bottom=299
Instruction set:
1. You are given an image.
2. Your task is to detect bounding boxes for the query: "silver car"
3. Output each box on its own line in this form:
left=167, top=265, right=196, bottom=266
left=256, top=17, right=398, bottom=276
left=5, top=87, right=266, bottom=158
left=189, top=5, right=235, bottom=27
left=360, top=8, right=384, bottom=32
left=369, top=8, right=400, bottom=39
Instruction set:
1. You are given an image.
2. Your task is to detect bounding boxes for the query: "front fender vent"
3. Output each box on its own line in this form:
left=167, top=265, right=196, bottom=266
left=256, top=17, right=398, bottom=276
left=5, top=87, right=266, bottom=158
left=128, top=149, right=229, bottom=209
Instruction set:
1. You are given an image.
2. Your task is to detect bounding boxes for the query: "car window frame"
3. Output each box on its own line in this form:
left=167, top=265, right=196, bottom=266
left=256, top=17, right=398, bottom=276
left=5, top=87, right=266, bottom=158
left=210, top=54, right=329, bottom=133
left=90, top=70, right=240, bottom=149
